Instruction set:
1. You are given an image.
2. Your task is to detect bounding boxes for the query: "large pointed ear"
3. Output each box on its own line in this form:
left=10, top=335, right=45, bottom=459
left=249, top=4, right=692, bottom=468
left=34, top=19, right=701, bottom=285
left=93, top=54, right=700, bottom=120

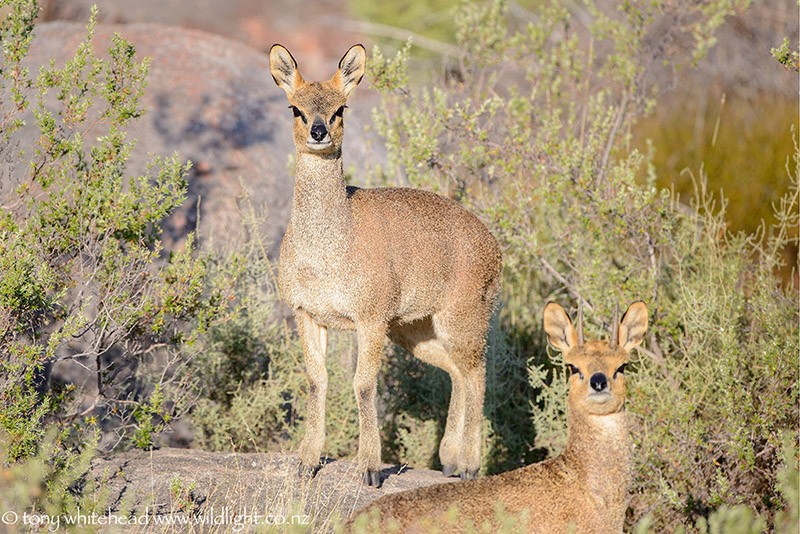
left=543, top=302, right=578, bottom=354
left=618, top=301, right=648, bottom=351
left=269, top=44, right=304, bottom=97
left=331, top=44, right=366, bottom=98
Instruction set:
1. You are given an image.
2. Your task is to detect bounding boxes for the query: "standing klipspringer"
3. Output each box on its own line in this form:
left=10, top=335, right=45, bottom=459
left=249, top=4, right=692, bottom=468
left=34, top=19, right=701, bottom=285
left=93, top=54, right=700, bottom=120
left=268, top=44, right=502, bottom=486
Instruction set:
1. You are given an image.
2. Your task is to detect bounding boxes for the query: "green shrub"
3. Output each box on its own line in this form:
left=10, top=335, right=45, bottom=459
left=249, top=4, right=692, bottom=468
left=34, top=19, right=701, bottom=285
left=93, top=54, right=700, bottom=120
left=0, top=426, right=105, bottom=533
left=635, top=436, right=798, bottom=534
left=0, top=0, right=228, bottom=510
left=772, top=37, right=800, bottom=73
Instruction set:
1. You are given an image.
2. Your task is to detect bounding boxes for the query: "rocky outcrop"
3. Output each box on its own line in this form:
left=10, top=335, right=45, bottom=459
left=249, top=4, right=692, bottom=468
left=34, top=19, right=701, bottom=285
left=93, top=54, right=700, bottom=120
left=88, top=449, right=457, bottom=532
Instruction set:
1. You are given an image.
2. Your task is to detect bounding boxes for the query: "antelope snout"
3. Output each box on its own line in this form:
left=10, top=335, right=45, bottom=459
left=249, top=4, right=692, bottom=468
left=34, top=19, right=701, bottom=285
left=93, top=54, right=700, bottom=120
left=308, top=118, right=331, bottom=147
left=589, top=372, right=608, bottom=392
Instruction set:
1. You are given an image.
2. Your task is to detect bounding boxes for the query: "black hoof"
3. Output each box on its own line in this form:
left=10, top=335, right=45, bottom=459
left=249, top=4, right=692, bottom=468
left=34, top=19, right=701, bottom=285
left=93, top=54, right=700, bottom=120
left=298, top=463, right=319, bottom=480
left=460, top=469, right=479, bottom=480
left=362, top=470, right=381, bottom=488
left=441, top=464, right=457, bottom=478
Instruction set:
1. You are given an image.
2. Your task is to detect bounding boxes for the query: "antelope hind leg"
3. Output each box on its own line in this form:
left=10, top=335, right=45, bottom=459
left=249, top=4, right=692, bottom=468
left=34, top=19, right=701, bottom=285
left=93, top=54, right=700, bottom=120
left=459, top=357, right=486, bottom=479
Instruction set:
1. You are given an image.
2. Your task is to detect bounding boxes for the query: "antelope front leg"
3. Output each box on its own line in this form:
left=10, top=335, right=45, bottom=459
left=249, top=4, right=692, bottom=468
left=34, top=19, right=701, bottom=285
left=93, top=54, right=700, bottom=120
left=353, top=322, right=386, bottom=487
left=296, top=309, right=329, bottom=478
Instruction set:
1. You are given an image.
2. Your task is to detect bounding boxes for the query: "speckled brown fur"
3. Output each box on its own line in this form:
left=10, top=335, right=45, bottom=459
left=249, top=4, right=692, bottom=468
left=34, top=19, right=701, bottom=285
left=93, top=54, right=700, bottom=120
left=269, top=44, right=502, bottom=486
left=349, top=302, right=648, bottom=532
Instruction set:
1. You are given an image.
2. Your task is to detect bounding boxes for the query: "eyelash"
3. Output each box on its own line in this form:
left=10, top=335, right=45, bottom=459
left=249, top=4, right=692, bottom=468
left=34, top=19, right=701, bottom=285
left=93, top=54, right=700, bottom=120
left=567, top=364, right=583, bottom=379
left=290, top=106, right=307, bottom=124
left=330, top=106, right=346, bottom=125
left=614, top=363, right=627, bottom=378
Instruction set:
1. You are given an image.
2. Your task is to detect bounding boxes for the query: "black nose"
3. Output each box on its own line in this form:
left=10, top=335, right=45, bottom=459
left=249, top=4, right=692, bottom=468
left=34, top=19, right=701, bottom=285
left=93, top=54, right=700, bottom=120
left=310, top=120, right=328, bottom=142
left=590, top=372, right=608, bottom=392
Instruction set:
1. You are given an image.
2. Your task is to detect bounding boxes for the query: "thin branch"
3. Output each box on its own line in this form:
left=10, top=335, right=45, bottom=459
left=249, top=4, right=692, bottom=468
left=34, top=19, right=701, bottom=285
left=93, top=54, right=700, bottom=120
left=64, top=392, right=102, bottom=422
left=540, top=256, right=594, bottom=312
left=558, top=0, right=594, bottom=29
left=640, top=333, right=679, bottom=391
left=597, top=91, right=629, bottom=184
left=644, top=231, right=659, bottom=306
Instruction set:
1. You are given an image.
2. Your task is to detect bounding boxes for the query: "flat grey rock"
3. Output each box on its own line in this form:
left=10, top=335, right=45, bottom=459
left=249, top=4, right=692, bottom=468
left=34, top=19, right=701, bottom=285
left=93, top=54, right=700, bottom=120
left=88, top=448, right=459, bottom=532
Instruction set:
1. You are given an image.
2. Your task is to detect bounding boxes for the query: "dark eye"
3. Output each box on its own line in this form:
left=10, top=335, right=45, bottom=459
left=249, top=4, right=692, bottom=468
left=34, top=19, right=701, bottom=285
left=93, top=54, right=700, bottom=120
left=614, top=363, right=627, bottom=378
left=567, top=364, right=583, bottom=379
left=329, top=105, right=346, bottom=125
left=290, top=105, right=307, bottom=124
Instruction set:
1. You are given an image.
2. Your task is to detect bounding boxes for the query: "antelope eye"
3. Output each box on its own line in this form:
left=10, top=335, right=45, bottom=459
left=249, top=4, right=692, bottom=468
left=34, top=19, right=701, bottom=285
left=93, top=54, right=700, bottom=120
left=567, top=364, right=583, bottom=379
left=614, top=363, right=627, bottom=378
left=290, top=105, right=307, bottom=124
left=329, top=105, right=346, bottom=125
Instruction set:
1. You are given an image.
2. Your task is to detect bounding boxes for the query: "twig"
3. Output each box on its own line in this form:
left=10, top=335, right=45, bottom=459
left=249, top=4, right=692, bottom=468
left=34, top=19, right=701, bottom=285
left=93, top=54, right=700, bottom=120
left=597, top=91, right=629, bottom=184
left=540, top=256, right=593, bottom=312
left=640, top=333, right=679, bottom=391
left=559, top=0, right=594, bottom=28
left=644, top=231, right=659, bottom=306
left=65, top=392, right=102, bottom=422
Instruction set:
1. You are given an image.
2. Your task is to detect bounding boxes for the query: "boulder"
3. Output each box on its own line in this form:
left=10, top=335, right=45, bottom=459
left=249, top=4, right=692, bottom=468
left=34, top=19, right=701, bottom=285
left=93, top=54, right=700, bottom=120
left=20, top=21, right=383, bottom=256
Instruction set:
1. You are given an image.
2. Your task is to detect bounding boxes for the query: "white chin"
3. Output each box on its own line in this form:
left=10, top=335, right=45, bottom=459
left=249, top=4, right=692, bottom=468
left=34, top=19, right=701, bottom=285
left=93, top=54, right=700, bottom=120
left=306, top=141, right=332, bottom=150
left=588, top=392, right=613, bottom=403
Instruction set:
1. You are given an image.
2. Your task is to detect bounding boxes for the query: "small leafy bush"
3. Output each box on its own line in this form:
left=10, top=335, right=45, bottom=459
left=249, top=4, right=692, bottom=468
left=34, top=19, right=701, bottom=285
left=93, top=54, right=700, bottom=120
left=0, top=0, right=229, bottom=517
left=0, top=428, right=103, bottom=534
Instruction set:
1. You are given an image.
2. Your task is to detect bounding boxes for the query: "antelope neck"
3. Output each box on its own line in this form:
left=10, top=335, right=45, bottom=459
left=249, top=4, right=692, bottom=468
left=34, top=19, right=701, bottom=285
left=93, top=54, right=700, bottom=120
left=292, top=152, right=353, bottom=238
left=562, top=402, right=631, bottom=510
left=564, top=404, right=629, bottom=460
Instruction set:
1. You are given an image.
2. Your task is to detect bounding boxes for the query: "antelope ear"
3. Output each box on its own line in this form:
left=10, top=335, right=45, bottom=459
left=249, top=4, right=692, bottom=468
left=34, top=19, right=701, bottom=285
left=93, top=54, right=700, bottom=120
left=543, top=302, right=578, bottom=354
left=331, top=44, right=366, bottom=97
left=269, top=44, right=304, bottom=96
left=618, top=301, right=648, bottom=351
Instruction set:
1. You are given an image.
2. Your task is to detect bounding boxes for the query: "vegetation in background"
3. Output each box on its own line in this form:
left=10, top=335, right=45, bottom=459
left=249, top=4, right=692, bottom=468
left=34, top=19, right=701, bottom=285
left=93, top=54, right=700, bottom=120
left=772, top=36, right=800, bottom=73
left=348, top=0, right=460, bottom=46
left=0, top=0, right=229, bottom=523
left=632, top=88, right=797, bottom=240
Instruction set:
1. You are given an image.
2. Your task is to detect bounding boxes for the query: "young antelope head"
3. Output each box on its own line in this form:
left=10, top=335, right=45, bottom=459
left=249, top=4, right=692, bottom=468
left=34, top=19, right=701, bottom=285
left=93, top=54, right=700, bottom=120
left=269, top=44, right=366, bottom=156
left=543, top=301, right=649, bottom=416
